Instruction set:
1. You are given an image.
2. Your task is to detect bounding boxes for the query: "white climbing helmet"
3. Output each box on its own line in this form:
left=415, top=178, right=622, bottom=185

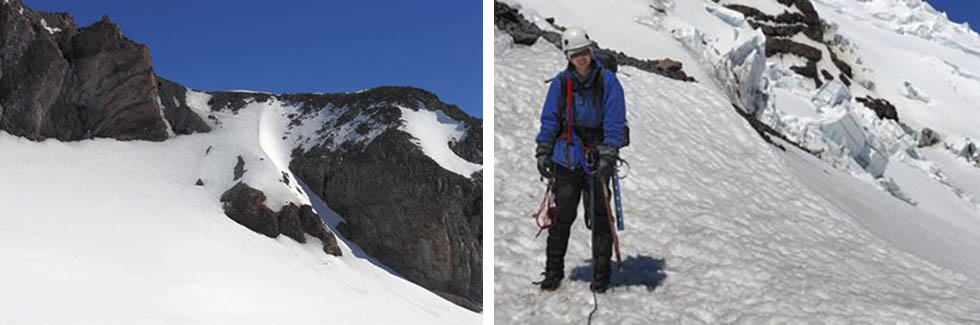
left=561, top=27, right=593, bottom=60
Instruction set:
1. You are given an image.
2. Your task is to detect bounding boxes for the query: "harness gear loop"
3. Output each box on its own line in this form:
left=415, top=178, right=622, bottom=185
left=531, top=182, right=556, bottom=238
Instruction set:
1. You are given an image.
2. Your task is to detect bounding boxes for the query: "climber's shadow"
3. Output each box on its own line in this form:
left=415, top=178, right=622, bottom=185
left=569, top=255, right=667, bottom=292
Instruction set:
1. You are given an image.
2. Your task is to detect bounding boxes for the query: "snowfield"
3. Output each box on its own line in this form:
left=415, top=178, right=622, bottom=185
left=493, top=2, right=980, bottom=320
left=0, top=91, right=480, bottom=323
left=398, top=105, right=483, bottom=178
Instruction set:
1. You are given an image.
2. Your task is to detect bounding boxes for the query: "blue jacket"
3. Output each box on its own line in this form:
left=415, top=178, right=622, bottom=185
left=536, top=59, right=627, bottom=171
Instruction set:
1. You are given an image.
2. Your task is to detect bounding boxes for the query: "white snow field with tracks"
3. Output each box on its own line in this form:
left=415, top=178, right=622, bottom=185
left=0, top=92, right=480, bottom=324
left=493, top=0, right=980, bottom=321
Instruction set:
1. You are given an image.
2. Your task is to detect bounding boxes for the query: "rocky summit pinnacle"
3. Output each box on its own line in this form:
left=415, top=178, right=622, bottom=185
left=0, top=1, right=210, bottom=141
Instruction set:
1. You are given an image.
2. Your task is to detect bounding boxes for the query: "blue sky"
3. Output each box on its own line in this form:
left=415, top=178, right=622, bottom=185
left=26, top=0, right=482, bottom=118
left=927, top=0, right=980, bottom=35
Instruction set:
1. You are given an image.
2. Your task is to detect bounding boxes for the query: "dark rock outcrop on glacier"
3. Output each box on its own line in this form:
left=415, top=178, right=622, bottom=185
left=0, top=1, right=206, bottom=141
left=284, top=86, right=483, bottom=311
left=220, top=182, right=342, bottom=256
left=725, top=0, right=833, bottom=88
left=857, top=96, right=900, bottom=122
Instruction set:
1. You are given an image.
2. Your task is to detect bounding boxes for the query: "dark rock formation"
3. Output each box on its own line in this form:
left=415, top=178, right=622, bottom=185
left=335, top=221, right=350, bottom=238
left=821, top=69, right=834, bottom=81
left=0, top=1, right=201, bottom=141
left=220, top=182, right=342, bottom=256
left=918, top=128, right=941, bottom=148
left=727, top=0, right=840, bottom=88
left=234, top=156, right=246, bottom=181
left=765, top=38, right=823, bottom=87
left=790, top=59, right=822, bottom=88
left=157, top=77, right=211, bottom=134
left=727, top=1, right=822, bottom=41
left=208, top=91, right=274, bottom=113
left=220, top=182, right=281, bottom=237
left=746, top=20, right=806, bottom=38
left=829, top=50, right=853, bottom=79
left=857, top=96, right=899, bottom=121
left=494, top=1, right=695, bottom=82
left=283, top=87, right=482, bottom=310
left=493, top=1, right=558, bottom=46
left=766, top=38, right=822, bottom=61
left=594, top=48, right=697, bottom=82
left=196, top=179, right=204, bottom=186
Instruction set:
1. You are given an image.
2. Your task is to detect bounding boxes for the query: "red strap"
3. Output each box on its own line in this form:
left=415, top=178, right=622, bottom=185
left=531, top=184, right=555, bottom=238
left=563, top=77, right=573, bottom=142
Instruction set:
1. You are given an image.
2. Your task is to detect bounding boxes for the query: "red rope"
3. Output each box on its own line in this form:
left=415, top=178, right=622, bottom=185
left=563, top=77, right=574, bottom=143
left=531, top=184, right=556, bottom=238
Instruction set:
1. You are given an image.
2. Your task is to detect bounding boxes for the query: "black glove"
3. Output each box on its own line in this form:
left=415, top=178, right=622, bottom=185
left=536, top=143, right=554, bottom=179
left=597, top=145, right=618, bottom=178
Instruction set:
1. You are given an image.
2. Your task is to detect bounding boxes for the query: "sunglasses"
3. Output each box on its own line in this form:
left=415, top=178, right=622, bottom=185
left=569, top=49, right=591, bottom=60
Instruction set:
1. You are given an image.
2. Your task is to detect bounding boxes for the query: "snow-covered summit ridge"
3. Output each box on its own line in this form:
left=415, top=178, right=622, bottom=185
left=179, top=85, right=482, bottom=176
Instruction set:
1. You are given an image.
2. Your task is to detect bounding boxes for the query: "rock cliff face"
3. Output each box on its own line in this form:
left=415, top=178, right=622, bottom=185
left=205, top=87, right=484, bottom=309
left=281, top=87, right=484, bottom=309
left=0, top=0, right=209, bottom=141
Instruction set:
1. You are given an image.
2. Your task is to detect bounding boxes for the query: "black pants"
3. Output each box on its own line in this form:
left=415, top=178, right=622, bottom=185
left=546, top=164, right=613, bottom=283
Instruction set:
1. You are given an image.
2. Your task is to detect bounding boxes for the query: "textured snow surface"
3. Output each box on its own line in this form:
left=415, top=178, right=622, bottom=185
left=0, top=94, right=479, bottom=323
left=494, top=29, right=980, bottom=324
left=398, top=106, right=482, bottom=178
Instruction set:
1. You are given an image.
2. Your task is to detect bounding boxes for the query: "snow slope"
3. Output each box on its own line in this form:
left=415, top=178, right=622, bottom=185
left=398, top=106, right=483, bottom=178
left=494, top=24, right=980, bottom=324
left=812, top=0, right=980, bottom=141
left=0, top=91, right=479, bottom=323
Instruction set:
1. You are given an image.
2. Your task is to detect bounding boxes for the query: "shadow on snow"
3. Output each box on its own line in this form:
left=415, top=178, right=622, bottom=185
left=569, top=255, right=667, bottom=292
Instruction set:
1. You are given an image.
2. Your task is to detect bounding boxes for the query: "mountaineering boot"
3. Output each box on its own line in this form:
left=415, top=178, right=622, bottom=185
left=539, top=272, right=563, bottom=291
left=589, top=280, right=608, bottom=293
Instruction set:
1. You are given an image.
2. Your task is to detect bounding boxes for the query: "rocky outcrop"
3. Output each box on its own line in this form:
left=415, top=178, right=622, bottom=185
left=918, top=128, right=942, bottom=148
left=0, top=1, right=207, bottom=141
left=726, top=0, right=837, bottom=88
left=595, top=48, right=697, bottom=82
left=220, top=182, right=342, bottom=256
left=208, top=91, right=274, bottom=113
left=727, top=1, right=821, bottom=41
left=857, top=96, right=899, bottom=122
left=284, top=87, right=482, bottom=310
left=157, top=77, right=211, bottom=134
left=790, top=60, right=822, bottom=88
left=766, top=38, right=822, bottom=61
left=494, top=1, right=695, bottom=82
left=493, top=1, right=559, bottom=46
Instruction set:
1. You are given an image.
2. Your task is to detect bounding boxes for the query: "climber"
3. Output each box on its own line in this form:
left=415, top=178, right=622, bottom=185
left=534, top=26, right=627, bottom=293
